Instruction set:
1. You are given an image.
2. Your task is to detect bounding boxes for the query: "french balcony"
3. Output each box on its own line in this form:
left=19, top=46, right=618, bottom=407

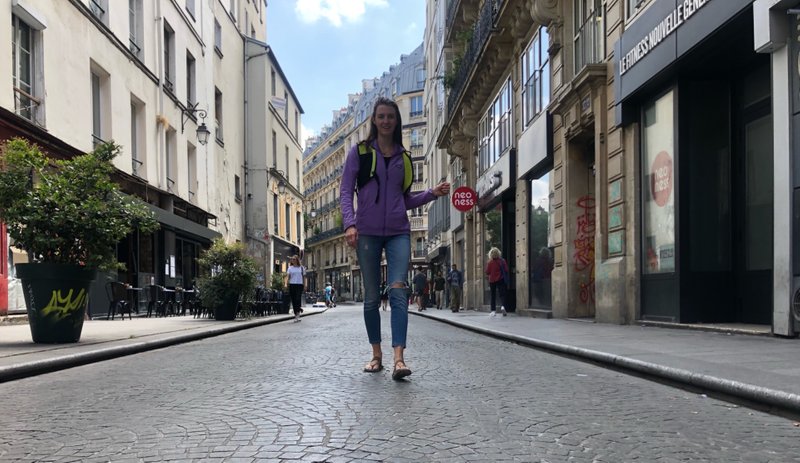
left=13, top=87, right=42, bottom=126
left=305, top=225, right=344, bottom=246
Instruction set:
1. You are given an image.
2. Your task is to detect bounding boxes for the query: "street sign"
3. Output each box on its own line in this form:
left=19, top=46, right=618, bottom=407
left=452, top=186, right=477, bottom=212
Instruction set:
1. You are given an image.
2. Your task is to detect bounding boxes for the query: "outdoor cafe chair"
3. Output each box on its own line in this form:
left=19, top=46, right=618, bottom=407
left=105, top=281, right=132, bottom=320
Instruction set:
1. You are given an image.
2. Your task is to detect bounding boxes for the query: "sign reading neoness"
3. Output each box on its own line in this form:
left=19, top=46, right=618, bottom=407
left=620, top=0, right=711, bottom=76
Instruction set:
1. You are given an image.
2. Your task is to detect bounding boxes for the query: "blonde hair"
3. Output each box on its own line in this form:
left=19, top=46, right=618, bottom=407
left=289, top=255, right=300, bottom=265
left=488, top=247, right=501, bottom=259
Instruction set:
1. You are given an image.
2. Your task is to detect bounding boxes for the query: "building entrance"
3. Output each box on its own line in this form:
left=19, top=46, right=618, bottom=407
left=676, top=20, right=772, bottom=324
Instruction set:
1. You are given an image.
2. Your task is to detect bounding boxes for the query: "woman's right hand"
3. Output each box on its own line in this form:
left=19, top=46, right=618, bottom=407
left=345, top=226, right=358, bottom=248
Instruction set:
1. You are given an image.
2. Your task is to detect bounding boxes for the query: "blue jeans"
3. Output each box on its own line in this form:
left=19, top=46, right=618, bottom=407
left=357, top=234, right=410, bottom=348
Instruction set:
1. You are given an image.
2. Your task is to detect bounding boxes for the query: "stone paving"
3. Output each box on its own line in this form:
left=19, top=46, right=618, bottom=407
left=0, top=305, right=798, bottom=462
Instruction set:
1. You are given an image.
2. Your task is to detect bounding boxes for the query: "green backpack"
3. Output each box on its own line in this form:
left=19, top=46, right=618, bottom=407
left=356, top=142, right=414, bottom=202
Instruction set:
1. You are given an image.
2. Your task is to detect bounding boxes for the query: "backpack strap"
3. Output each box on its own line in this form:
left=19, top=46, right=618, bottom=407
left=401, top=150, right=413, bottom=194
left=356, top=142, right=376, bottom=191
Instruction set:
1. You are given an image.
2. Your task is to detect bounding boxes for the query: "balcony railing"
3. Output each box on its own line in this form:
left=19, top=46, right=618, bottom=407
left=305, top=225, right=344, bottom=246
left=574, top=8, right=604, bottom=73
left=447, top=0, right=502, bottom=117
left=129, top=37, right=142, bottom=57
left=412, top=250, right=427, bottom=259
left=13, top=86, right=42, bottom=125
left=303, top=136, right=345, bottom=174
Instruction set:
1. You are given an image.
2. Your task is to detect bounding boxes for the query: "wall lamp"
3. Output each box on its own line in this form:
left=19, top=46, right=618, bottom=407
left=270, top=168, right=287, bottom=195
left=181, top=103, right=210, bottom=145
left=310, top=208, right=317, bottom=218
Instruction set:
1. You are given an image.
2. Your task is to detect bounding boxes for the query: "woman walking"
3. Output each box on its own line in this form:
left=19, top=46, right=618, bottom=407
left=284, top=255, right=305, bottom=322
left=340, top=97, right=450, bottom=380
left=485, top=247, right=509, bottom=317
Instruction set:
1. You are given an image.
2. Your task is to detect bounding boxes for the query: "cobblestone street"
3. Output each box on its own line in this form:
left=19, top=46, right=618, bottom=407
left=0, top=306, right=798, bottom=462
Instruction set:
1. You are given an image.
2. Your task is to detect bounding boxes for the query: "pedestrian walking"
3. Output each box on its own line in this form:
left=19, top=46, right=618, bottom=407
left=446, top=263, right=464, bottom=312
left=340, top=97, right=450, bottom=380
left=485, top=247, right=509, bottom=317
left=412, top=267, right=427, bottom=312
left=324, top=282, right=334, bottom=308
left=379, top=280, right=389, bottom=311
left=284, top=255, right=305, bottom=322
left=433, top=271, right=446, bottom=309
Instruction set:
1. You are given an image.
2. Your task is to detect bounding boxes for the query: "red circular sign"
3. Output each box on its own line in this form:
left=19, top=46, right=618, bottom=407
left=452, top=186, right=477, bottom=212
left=650, top=150, right=673, bottom=207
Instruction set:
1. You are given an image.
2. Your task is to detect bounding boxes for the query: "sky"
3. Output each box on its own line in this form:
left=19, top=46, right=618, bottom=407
left=266, top=0, right=427, bottom=148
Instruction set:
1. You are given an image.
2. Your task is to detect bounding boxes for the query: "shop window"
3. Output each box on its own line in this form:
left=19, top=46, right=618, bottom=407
left=529, top=174, right=554, bottom=308
left=642, top=89, right=675, bottom=274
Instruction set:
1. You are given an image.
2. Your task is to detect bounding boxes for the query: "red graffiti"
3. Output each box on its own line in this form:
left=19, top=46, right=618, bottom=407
left=573, top=195, right=595, bottom=304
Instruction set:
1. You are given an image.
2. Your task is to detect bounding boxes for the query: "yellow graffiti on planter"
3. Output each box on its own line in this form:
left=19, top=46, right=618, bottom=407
left=41, top=289, right=88, bottom=319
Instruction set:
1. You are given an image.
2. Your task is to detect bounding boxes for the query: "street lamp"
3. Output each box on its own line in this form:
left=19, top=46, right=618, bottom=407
left=181, top=103, right=210, bottom=146
left=310, top=208, right=317, bottom=218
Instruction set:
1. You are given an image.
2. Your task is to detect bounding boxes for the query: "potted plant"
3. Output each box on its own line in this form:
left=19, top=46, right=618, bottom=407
left=196, top=239, right=258, bottom=321
left=0, top=138, right=158, bottom=343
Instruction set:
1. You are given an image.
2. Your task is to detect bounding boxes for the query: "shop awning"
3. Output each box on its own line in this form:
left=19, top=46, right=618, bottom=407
left=144, top=203, right=221, bottom=242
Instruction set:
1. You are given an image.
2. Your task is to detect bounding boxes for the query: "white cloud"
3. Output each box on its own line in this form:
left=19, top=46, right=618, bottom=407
left=295, top=0, right=389, bottom=27
left=300, top=123, right=315, bottom=151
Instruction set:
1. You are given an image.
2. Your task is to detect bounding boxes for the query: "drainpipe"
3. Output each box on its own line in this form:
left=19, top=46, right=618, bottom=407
left=156, top=0, right=165, bottom=192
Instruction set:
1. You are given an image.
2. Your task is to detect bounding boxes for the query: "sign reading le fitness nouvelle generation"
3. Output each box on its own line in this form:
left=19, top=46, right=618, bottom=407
left=620, top=0, right=711, bottom=76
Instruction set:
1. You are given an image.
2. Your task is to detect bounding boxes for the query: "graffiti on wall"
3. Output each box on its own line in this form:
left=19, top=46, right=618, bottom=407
left=573, top=195, right=595, bottom=304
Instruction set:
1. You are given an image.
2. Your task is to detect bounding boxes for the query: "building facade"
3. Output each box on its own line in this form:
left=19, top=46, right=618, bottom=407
left=304, top=45, right=429, bottom=301
left=243, top=39, right=305, bottom=286
left=431, top=0, right=800, bottom=336
left=0, top=0, right=288, bottom=315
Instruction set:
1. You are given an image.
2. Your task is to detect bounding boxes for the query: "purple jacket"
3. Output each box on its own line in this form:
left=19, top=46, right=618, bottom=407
left=340, top=141, right=436, bottom=236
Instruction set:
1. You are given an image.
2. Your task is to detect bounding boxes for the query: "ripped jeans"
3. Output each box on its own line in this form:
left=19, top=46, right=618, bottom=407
left=356, top=234, right=410, bottom=347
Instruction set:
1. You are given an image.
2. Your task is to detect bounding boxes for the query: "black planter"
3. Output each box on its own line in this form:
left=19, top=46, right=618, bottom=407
left=16, top=263, right=97, bottom=343
left=213, top=293, right=240, bottom=321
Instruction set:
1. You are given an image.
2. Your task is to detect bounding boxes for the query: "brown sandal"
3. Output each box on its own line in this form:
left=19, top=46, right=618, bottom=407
left=392, top=359, right=412, bottom=380
left=363, top=356, right=383, bottom=373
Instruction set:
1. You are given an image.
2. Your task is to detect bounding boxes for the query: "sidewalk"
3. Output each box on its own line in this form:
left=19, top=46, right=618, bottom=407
left=0, top=307, right=326, bottom=383
left=411, top=309, right=800, bottom=415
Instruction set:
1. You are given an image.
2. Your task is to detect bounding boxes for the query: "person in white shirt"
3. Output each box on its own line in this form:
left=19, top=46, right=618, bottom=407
left=284, top=255, right=306, bottom=322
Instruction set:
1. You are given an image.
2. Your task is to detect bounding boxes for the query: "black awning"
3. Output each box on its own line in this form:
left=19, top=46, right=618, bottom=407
left=144, top=203, right=221, bottom=242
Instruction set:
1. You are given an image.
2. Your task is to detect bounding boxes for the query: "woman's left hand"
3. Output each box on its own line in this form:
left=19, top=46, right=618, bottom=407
left=432, top=182, right=451, bottom=197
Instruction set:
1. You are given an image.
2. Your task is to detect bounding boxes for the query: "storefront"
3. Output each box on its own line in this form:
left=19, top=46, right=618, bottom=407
left=616, top=0, right=772, bottom=325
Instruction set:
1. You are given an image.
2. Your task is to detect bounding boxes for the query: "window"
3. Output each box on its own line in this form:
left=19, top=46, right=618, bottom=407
left=296, top=211, right=302, bottom=243
left=214, top=20, right=222, bottom=55
left=90, top=0, right=108, bottom=24
left=166, top=129, right=177, bottom=191
left=285, top=204, right=291, bottom=238
left=90, top=64, right=110, bottom=148
left=642, top=90, right=675, bottom=274
left=414, top=161, right=424, bottom=182
left=295, top=110, right=299, bottom=139
left=478, top=78, right=513, bottom=172
left=273, top=193, right=279, bottom=234
left=230, top=0, right=237, bottom=21
left=522, top=27, right=550, bottom=128
left=284, top=90, right=289, bottom=121
left=186, top=0, right=195, bottom=19
left=129, top=0, right=143, bottom=58
left=188, top=144, right=197, bottom=202
left=416, top=68, right=425, bottom=88
left=163, top=22, right=175, bottom=92
left=573, top=0, right=604, bottom=73
left=410, top=95, right=423, bottom=117
left=12, top=14, right=43, bottom=125
left=214, top=88, right=223, bottom=142
left=296, top=160, right=300, bottom=188
left=130, top=96, right=145, bottom=176
left=272, top=130, right=277, bottom=167
left=271, top=68, right=276, bottom=96
left=285, top=146, right=289, bottom=172
left=186, top=52, right=196, bottom=106
left=235, top=174, right=242, bottom=201
left=392, top=79, right=398, bottom=96
left=626, top=0, right=646, bottom=19
left=410, top=128, right=422, bottom=148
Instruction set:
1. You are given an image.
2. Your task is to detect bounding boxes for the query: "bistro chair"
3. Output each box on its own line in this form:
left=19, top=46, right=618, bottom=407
left=105, top=281, right=132, bottom=320
left=144, top=284, right=167, bottom=318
